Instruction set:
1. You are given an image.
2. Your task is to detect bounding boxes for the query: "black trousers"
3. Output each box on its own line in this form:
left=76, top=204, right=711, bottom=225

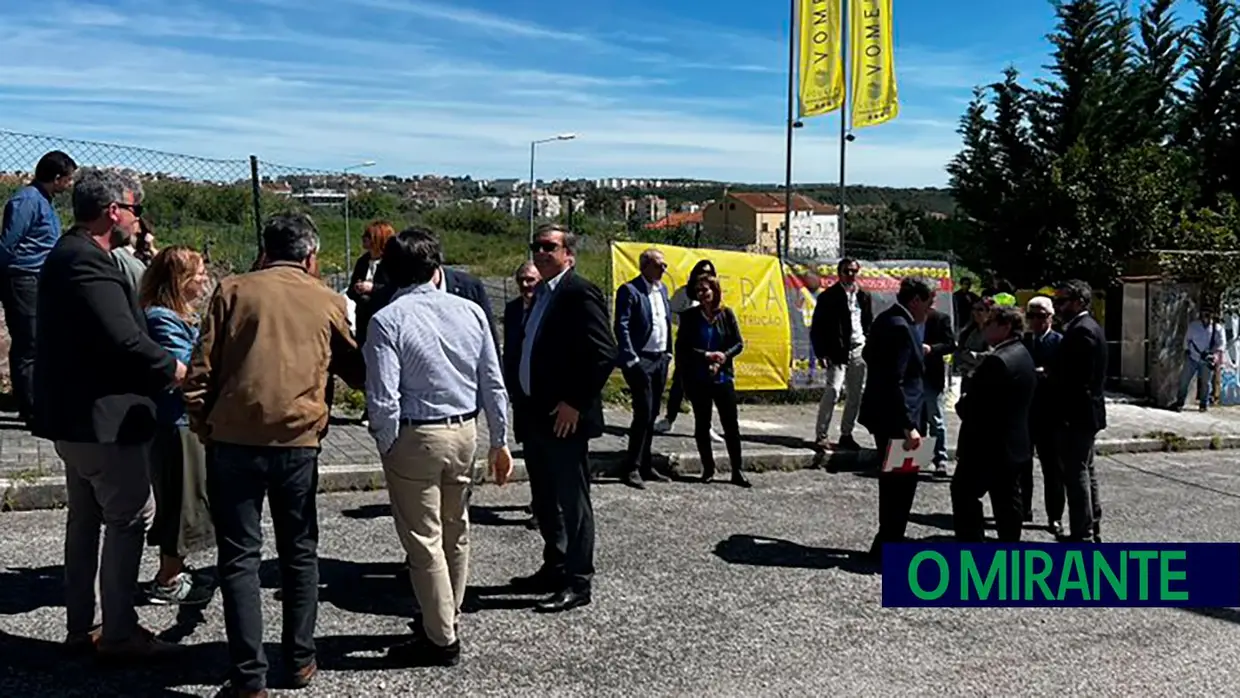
left=687, top=379, right=743, bottom=475
left=951, top=459, right=1023, bottom=542
left=872, top=437, right=920, bottom=553
left=0, top=271, right=38, bottom=420
left=524, top=431, right=595, bottom=593
left=1020, top=427, right=1065, bottom=525
left=663, top=366, right=685, bottom=422
left=1057, top=426, right=1102, bottom=540
left=208, top=443, right=319, bottom=693
left=622, top=354, right=669, bottom=475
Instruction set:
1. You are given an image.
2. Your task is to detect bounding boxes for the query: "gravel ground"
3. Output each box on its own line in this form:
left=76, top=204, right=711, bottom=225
left=2, top=450, right=1240, bottom=696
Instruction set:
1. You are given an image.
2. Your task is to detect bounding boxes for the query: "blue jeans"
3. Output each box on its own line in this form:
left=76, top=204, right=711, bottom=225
left=1177, top=357, right=1213, bottom=408
left=208, top=443, right=320, bottom=692
left=919, top=387, right=949, bottom=466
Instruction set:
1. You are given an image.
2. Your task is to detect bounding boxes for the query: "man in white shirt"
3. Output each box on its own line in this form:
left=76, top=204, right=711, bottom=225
left=1176, top=306, right=1226, bottom=412
left=614, top=248, right=674, bottom=489
left=809, top=258, right=873, bottom=452
left=363, top=226, right=513, bottom=667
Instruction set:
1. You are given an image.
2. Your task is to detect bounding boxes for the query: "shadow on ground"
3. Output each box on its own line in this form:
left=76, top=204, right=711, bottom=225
left=711, top=534, right=880, bottom=575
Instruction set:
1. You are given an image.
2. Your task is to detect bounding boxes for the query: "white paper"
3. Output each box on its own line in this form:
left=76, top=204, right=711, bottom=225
left=881, top=437, right=938, bottom=473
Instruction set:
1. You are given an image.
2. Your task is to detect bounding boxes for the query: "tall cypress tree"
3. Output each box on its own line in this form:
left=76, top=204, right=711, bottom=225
left=1177, top=0, right=1238, bottom=205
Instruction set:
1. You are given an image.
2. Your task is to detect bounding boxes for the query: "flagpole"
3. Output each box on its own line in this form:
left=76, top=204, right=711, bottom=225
left=783, top=0, right=796, bottom=259
left=838, top=0, right=849, bottom=256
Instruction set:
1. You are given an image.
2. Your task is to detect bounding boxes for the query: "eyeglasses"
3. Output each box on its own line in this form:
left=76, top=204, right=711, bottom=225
left=1028, top=312, right=1050, bottom=319
left=114, top=202, right=144, bottom=217
left=529, top=241, right=562, bottom=254
left=841, top=267, right=860, bottom=275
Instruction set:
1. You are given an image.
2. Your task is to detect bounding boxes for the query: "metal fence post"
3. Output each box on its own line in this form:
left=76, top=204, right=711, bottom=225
left=249, top=155, right=262, bottom=252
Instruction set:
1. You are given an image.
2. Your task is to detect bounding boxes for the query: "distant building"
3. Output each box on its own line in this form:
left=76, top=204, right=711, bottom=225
left=290, top=188, right=347, bottom=207
left=645, top=210, right=704, bottom=231
left=634, top=195, right=668, bottom=223
left=701, top=192, right=839, bottom=255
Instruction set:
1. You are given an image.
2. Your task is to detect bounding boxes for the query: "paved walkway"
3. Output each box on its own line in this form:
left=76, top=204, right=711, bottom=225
left=4, top=396, right=1240, bottom=510
left=3, top=450, right=1240, bottom=695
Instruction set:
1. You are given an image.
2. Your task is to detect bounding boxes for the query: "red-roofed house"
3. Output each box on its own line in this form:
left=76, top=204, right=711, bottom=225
left=644, top=209, right=704, bottom=230
left=701, top=192, right=839, bottom=255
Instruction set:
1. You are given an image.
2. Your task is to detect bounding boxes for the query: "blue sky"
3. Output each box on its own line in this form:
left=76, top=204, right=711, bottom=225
left=0, top=1, right=1121, bottom=186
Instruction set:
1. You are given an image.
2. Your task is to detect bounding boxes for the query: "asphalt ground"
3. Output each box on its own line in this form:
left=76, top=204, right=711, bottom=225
left=2, top=450, right=1240, bottom=696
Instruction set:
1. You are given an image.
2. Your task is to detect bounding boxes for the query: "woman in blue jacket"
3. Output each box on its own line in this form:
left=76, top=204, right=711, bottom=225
left=139, top=245, right=215, bottom=606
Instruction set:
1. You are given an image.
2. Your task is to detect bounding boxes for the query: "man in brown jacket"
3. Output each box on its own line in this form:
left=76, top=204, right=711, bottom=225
left=184, top=212, right=363, bottom=697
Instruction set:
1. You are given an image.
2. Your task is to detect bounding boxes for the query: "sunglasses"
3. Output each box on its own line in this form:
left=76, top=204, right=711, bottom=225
left=841, top=267, right=860, bottom=275
left=529, top=241, right=562, bottom=254
left=115, top=202, right=144, bottom=217
left=1028, top=312, right=1050, bottom=319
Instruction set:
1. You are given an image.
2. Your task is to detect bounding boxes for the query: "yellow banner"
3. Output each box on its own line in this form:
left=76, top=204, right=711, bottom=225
left=849, top=0, right=899, bottom=128
left=798, top=0, right=845, bottom=118
left=610, top=242, right=791, bottom=391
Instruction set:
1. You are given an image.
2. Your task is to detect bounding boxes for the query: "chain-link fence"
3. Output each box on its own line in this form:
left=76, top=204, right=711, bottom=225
left=0, top=129, right=366, bottom=277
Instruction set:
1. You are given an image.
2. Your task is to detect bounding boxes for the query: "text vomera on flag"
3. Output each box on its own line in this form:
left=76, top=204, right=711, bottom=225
left=798, top=0, right=845, bottom=118
left=849, top=0, right=899, bottom=128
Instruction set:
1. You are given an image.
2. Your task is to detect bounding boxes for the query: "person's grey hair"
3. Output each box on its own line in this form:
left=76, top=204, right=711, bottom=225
left=896, top=276, right=936, bottom=305
left=1056, top=279, right=1092, bottom=305
left=72, top=167, right=143, bottom=222
left=639, top=248, right=663, bottom=268
left=262, top=212, right=320, bottom=263
left=514, top=260, right=538, bottom=280
left=535, top=222, right=577, bottom=255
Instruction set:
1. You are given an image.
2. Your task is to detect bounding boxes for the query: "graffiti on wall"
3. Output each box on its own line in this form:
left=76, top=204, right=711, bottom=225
left=1215, top=300, right=1240, bottom=405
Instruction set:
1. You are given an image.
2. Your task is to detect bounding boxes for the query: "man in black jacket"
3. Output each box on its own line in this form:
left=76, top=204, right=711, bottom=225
left=920, top=306, right=956, bottom=477
left=503, top=261, right=541, bottom=528
left=35, top=167, right=185, bottom=661
left=1051, top=279, right=1107, bottom=543
left=511, top=223, right=618, bottom=613
left=951, top=306, right=1036, bottom=542
left=1021, top=296, right=1065, bottom=537
left=858, top=277, right=935, bottom=560
left=368, top=256, right=499, bottom=350
left=810, top=258, right=872, bottom=451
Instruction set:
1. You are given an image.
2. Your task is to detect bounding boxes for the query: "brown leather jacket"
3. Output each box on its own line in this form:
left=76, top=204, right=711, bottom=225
left=184, top=262, right=364, bottom=447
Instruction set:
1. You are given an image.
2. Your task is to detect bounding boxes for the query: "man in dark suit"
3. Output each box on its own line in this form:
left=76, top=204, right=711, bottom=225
left=951, top=306, right=1037, bottom=542
left=614, top=248, right=674, bottom=489
left=1051, top=279, right=1107, bottom=543
left=512, top=223, right=617, bottom=613
left=1021, top=295, right=1065, bottom=537
left=35, top=167, right=185, bottom=661
left=858, top=277, right=936, bottom=560
left=369, top=257, right=499, bottom=350
left=920, top=306, right=956, bottom=477
left=810, top=258, right=873, bottom=451
left=503, top=261, right=541, bottom=528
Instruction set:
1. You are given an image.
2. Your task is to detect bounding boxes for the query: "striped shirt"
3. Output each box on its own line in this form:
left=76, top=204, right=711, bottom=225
left=363, top=281, right=509, bottom=454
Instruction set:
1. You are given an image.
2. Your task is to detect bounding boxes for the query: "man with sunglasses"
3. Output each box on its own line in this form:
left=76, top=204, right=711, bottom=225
left=35, top=167, right=187, bottom=662
left=510, top=223, right=617, bottom=613
left=1021, top=296, right=1065, bottom=538
left=810, top=258, right=872, bottom=452
left=614, top=248, right=673, bottom=489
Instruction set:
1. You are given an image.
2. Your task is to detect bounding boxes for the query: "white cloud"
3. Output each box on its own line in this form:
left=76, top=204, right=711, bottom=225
left=0, top=1, right=973, bottom=187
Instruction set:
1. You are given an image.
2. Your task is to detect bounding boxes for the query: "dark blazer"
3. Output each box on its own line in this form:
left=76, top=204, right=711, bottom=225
left=922, top=308, right=956, bottom=393
left=1052, top=312, right=1107, bottom=432
left=955, top=337, right=1037, bottom=465
left=810, top=282, right=873, bottom=365
left=346, top=252, right=391, bottom=343
left=674, top=305, right=744, bottom=390
left=503, top=296, right=530, bottom=444
left=522, top=269, right=618, bottom=440
left=33, top=227, right=178, bottom=443
left=858, top=303, right=924, bottom=440
left=367, top=265, right=498, bottom=350
left=614, top=275, right=673, bottom=367
left=1022, top=328, right=1063, bottom=433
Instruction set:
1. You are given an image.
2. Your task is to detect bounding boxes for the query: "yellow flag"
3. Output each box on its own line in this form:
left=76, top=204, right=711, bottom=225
left=849, top=0, right=899, bottom=128
left=798, top=0, right=845, bottom=118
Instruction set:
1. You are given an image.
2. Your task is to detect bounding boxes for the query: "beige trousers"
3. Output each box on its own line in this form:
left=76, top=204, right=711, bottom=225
left=381, top=419, right=477, bottom=647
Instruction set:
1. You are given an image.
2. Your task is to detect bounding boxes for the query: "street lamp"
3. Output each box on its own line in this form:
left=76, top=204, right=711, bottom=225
left=529, top=133, right=577, bottom=251
left=343, top=160, right=376, bottom=272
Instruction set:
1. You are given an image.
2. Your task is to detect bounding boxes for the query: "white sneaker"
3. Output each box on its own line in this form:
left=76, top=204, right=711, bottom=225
left=653, top=418, right=672, bottom=434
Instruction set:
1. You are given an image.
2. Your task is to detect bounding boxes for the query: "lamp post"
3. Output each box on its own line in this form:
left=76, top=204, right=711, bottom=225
left=343, top=160, right=376, bottom=272
left=529, top=134, right=577, bottom=253
left=783, top=0, right=800, bottom=260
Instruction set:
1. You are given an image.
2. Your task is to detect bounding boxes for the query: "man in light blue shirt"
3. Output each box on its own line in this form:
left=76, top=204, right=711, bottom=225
left=363, top=226, right=512, bottom=668
left=0, top=150, right=76, bottom=424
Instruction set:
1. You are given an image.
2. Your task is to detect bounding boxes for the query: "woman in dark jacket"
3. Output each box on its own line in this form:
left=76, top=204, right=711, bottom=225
left=656, top=258, right=718, bottom=433
left=674, top=274, right=751, bottom=488
left=346, top=220, right=396, bottom=344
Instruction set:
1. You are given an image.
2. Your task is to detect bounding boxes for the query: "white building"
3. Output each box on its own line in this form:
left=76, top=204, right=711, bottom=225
left=788, top=210, right=841, bottom=260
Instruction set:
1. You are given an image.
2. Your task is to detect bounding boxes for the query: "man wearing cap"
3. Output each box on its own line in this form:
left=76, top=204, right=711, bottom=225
left=1021, top=296, right=1065, bottom=538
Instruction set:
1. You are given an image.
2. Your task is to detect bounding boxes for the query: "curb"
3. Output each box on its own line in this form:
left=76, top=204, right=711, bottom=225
left=3, top=435, right=1238, bottom=512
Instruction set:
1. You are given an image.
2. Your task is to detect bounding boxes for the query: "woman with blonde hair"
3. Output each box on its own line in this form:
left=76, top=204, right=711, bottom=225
left=139, top=245, right=215, bottom=605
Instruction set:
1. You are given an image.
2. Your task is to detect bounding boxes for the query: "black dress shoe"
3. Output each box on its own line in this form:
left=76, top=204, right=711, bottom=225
left=535, top=589, right=591, bottom=613
left=511, top=568, right=564, bottom=594
left=387, top=636, right=460, bottom=667
left=621, top=472, right=646, bottom=490
left=700, top=467, right=715, bottom=483
left=1048, top=521, right=1065, bottom=540
left=731, top=473, right=752, bottom=488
